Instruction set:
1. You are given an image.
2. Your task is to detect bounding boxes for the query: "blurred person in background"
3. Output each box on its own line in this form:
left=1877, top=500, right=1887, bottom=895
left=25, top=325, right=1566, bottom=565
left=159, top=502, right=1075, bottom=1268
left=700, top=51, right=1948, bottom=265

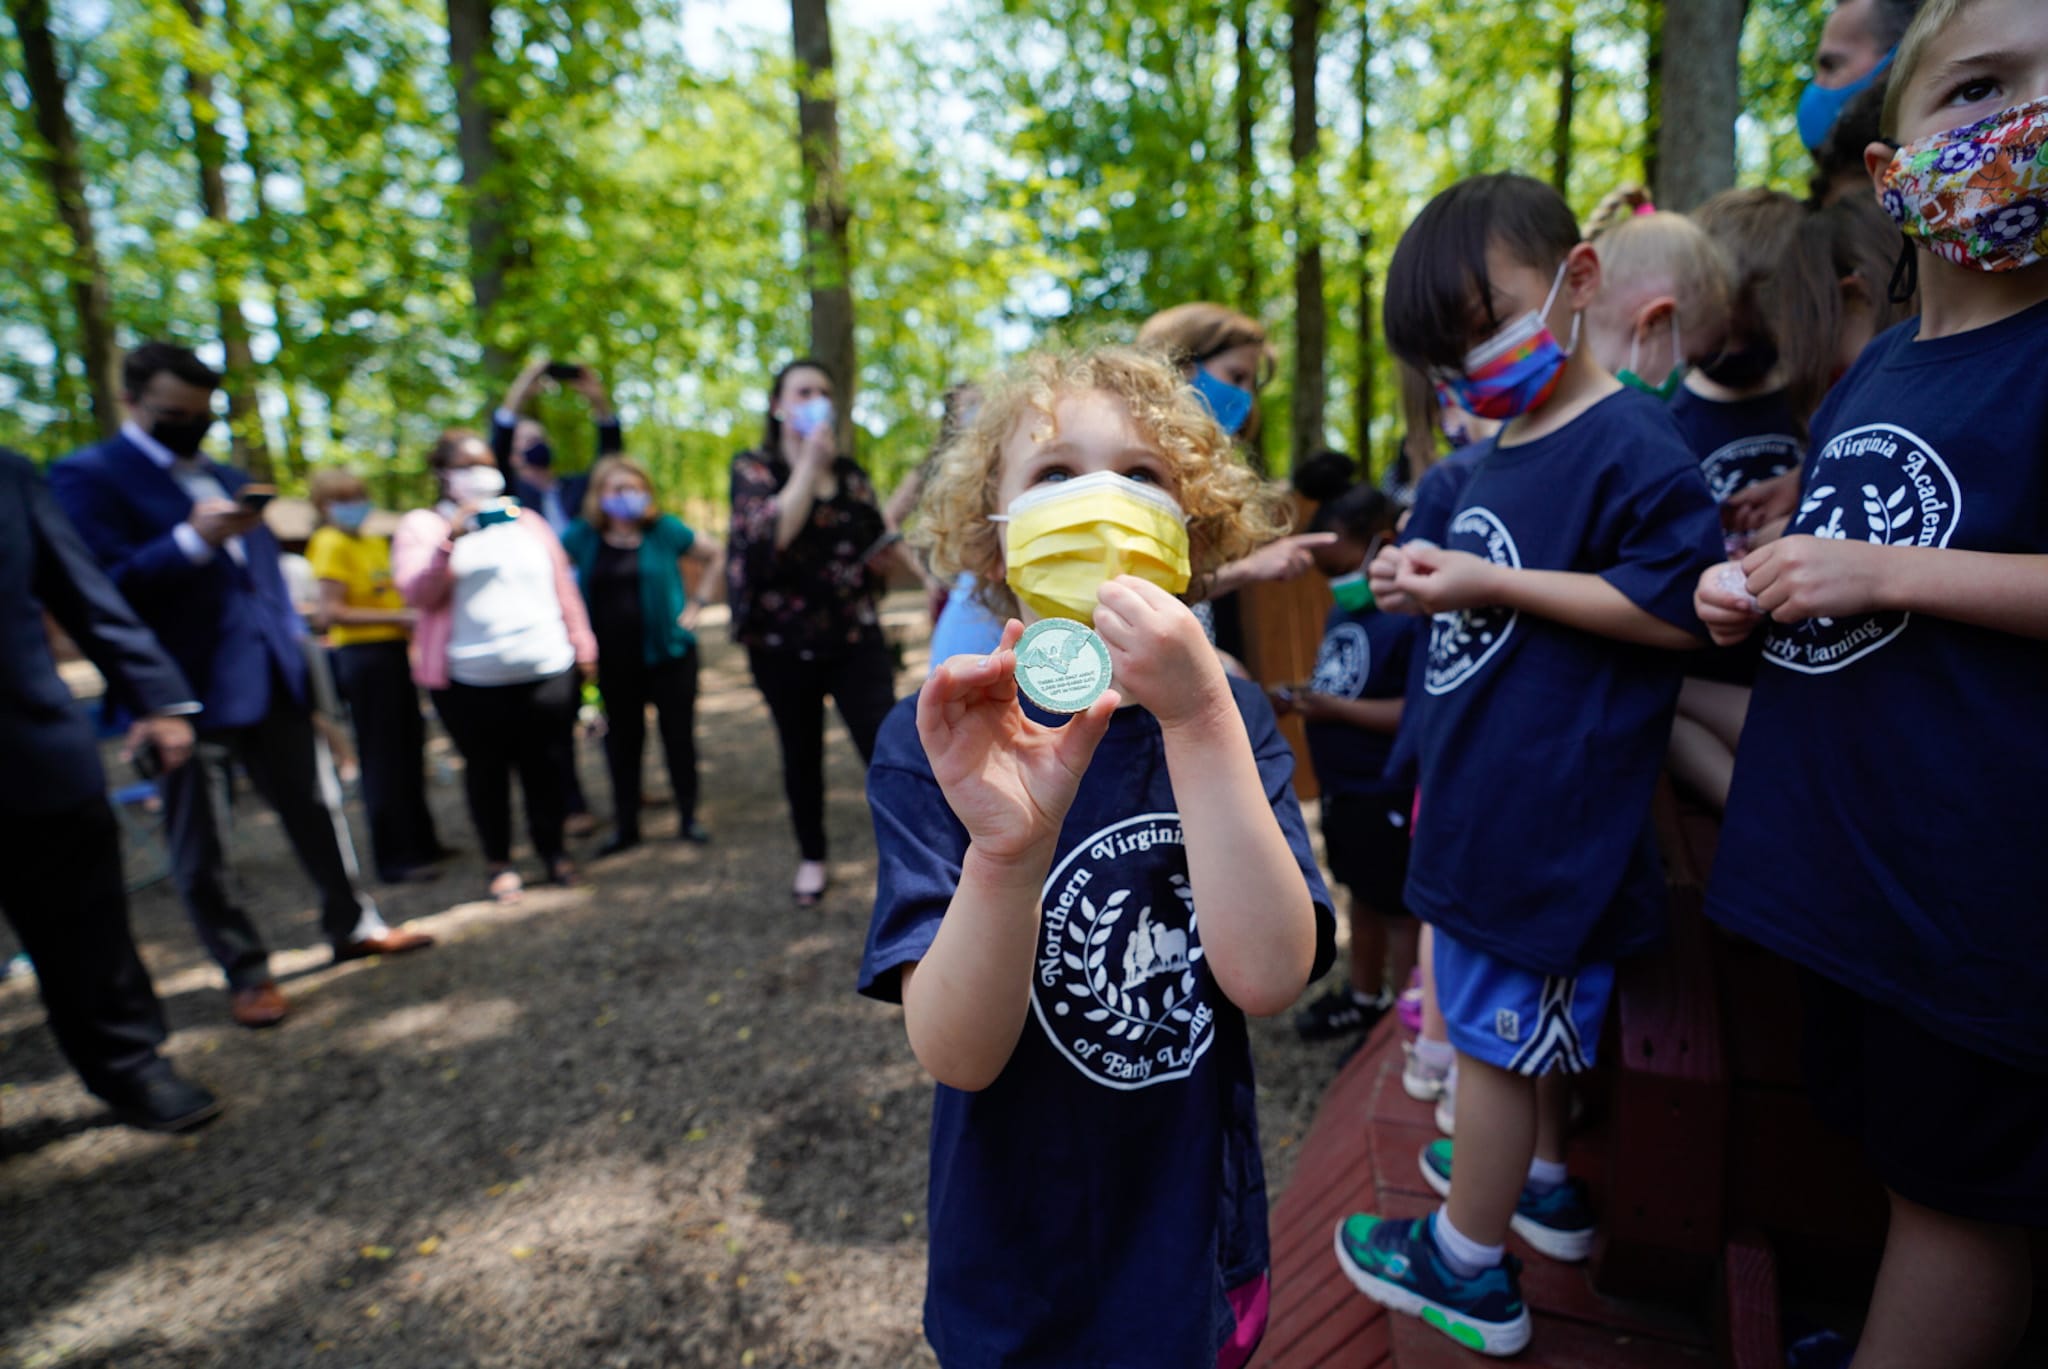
left=307, top=468, right=447, bottom=884
left=1, top=447, right=219, bottom=1130
left=563, top=456, right=723, bottom=855
left=393, top=430, right=596, bottom=904
left=51, top=343, right=431, bottom=1030
left=727, top=359, right=897, bottom=908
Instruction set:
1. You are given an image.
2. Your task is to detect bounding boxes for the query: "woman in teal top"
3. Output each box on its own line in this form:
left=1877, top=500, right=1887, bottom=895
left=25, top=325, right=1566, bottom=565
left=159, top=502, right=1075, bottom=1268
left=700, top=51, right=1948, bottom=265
left=563, top=457, right=724, bottom=854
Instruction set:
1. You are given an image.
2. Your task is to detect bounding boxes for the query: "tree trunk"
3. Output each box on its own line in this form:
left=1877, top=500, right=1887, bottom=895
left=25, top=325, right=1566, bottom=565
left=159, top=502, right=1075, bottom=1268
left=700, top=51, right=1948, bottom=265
left=8, top=0, right=120, bottom=439
left=791, top=0, right=857, bottom=451
left=222, top=0, right=307, bottom=479
left=1353, top=7, right=1374, bottom=463
left=1653, top=0, right=1742, bottom=211
left=1232, top=0, right=1259, bottom=312
left=176, top=0, right=271, bottom=477
left=1552, top=24, right=1576, bottom=197
left=1643, top=0, right=1663, bottom=195
left=448, top=0, right=514, bottom=379
left=1288, top=0, right=1325, bottom=472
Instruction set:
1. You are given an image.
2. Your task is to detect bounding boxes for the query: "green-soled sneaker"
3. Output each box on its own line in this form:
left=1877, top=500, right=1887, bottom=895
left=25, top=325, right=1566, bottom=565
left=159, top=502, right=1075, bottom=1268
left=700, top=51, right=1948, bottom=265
left=1333, top=1212, right=1532, bottom=1357
left=1418, top=1137, right=1597, bottom=1262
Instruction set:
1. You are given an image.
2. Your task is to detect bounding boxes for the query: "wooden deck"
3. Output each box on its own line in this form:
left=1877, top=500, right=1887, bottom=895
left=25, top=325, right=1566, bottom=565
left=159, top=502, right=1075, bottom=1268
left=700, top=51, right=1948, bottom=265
left=1255, top=1020, right=1717, bottom=1369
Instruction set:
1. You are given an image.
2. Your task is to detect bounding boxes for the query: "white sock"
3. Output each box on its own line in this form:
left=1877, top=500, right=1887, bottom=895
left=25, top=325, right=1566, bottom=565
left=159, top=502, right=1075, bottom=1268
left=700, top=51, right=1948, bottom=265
left=1526, top=1156, right=1568, bottom=1191
left=1414, top=1036, right=1454, bottom=1070
left=1430, top=1207, right=1504, bottom=1278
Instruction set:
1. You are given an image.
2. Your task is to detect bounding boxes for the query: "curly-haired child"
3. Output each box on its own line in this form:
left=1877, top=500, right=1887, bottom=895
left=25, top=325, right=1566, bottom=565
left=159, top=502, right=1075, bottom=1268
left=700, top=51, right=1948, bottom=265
left=857, top=346, right=1335, bottom=1369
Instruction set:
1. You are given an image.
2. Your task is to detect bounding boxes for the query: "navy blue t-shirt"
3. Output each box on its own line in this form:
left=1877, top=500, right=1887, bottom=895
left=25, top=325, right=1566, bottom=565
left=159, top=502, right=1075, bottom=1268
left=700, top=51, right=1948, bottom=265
left=1667, top=387, right=1806, bottom=683
left=1709, top=300, right=2048, bottom=1071
left=1385, top=442, right=1490, bottom=790
left=1304, top=603, right=1416, bottom=801
left=1404, top=388, right=1722, bottom=974
left=859, top=677, right=1335, bottom=1368
left=1667, top=385, right=1805, bottom=505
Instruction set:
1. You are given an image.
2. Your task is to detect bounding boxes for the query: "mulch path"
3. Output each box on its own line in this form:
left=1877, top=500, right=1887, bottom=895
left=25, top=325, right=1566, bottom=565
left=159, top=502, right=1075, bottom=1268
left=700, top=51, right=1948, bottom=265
left=1, top=595, right=1354, bottom=1368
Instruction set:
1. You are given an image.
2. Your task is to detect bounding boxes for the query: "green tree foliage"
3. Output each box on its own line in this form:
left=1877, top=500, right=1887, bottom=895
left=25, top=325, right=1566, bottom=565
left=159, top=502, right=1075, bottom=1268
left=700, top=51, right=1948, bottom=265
left=0, top=0, right=1837, bottom=500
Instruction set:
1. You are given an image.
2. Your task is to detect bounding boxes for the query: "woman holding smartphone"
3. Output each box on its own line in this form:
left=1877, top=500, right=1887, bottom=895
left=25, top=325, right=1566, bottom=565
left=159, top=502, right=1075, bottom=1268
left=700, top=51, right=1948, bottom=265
left=726, top=359, right=897, bottom=907
left=392, top=430, right=596, bottom=903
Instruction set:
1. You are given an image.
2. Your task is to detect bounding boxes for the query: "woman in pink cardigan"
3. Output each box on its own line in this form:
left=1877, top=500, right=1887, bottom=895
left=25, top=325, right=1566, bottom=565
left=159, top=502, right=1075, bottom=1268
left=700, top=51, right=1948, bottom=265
left=393, top=430, right=596, bottom=903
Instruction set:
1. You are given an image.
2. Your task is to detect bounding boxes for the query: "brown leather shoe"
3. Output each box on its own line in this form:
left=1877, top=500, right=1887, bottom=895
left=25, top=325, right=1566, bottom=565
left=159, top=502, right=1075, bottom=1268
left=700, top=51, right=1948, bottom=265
left=229, top=982, right=289, bottom=1029
left=332, top=926, right=436, bottom=963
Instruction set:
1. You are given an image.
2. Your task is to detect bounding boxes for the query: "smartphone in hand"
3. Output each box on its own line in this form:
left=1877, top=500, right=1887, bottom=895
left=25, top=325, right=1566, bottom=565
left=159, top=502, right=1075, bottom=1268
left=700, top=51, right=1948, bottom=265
left=236, top=483, right=278, bottom=512
left=545, top=361, right=584, bottom=381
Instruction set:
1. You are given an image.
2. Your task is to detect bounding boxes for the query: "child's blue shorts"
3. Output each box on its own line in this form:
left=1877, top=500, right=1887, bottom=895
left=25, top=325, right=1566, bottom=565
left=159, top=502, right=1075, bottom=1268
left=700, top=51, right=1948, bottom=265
left=1434, top=925, right=1614, bottom=1076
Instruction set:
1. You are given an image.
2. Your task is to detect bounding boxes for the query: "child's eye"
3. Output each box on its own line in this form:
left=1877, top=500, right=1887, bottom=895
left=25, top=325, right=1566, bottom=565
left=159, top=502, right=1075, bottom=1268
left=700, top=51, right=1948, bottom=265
left=1947, top=75, right=2002, bottom=107
left=1034, top=465, right=1072, bottom=484
left=1123, top=468, right=1160, bottom=485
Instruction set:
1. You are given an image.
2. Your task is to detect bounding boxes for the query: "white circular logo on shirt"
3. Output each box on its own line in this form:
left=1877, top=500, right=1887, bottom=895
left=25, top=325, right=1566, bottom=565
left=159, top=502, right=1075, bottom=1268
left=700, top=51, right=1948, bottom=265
left=1700, top=435, right=1802, bottom=505
left=1764, top=423, right=1961, bottom=675
left=1425, top=507, right=1521, bottom=696
left=1309, top=622, right=1371, bottom=699
left=1032, top=813, right=1214, bottom=1091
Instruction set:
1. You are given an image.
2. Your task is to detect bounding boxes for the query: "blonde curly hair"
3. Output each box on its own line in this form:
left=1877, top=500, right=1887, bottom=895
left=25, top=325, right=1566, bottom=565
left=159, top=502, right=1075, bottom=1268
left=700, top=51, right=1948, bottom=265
left=911, top=347, right=1294, bottom=621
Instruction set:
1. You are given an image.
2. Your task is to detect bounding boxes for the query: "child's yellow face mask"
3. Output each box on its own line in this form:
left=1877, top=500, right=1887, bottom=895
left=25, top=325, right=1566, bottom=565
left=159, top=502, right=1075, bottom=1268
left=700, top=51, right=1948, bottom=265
left=998, top=471, right=1192, bottom=625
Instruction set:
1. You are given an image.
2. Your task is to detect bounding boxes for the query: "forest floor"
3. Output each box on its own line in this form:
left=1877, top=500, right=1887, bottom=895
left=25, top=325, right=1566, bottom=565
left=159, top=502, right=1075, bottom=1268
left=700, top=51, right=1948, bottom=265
left=0, top=592, right=1356, bottom=1369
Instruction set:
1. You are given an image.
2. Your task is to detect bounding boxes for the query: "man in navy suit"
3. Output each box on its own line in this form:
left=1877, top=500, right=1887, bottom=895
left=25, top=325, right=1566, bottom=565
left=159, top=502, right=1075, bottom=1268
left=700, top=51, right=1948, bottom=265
left=0, top=446, right=219, bottom=1130
left=51, top=343, right=433, bottom=1029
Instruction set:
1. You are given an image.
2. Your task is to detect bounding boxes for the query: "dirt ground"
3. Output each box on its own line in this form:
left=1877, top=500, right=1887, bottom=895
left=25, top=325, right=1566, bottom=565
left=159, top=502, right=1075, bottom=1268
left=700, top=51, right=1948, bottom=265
left=0, top=593, right=1357, bottom=1369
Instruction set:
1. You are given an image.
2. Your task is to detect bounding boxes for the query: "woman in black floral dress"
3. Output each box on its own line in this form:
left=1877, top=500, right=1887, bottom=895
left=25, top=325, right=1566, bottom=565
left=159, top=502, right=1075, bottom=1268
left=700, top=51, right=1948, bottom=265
left=727, top=359, right=899, bottom=905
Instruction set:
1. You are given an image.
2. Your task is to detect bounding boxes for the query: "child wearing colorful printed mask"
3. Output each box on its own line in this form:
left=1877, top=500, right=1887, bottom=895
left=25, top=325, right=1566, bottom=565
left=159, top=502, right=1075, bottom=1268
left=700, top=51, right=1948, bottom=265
left=1697, top=4, right=2048, bottom=1363
left=1269, top=470, right=1420, bottom=1044
left=861, top=347, right=1335, bottom=1369
left=1339, top=174, right=1723, bottom=1357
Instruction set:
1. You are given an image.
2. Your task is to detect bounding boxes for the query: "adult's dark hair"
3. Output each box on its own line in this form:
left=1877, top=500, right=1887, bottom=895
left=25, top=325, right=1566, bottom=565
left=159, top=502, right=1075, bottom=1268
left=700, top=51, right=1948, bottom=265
left=429, top=427, right=487, bottom=472
left=121, top=342, right=220, bottom=397
left=1310, top=483, right=1398, bottom=543
left=1292, top=448, right=1357, bottom=504
left=1808, top=81, right=1889, bottom=206
left=1383, top=173, right=1582, bottom=376
left=1864, top=0, right=1922, bottom=50
left=758, top=357, right=836, bottom=457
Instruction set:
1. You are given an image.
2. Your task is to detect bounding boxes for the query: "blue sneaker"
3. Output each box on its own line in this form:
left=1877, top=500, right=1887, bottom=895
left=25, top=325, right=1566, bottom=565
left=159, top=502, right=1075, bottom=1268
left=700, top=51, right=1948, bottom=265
left=1418, top=1138, right=1596, bottom=1262
left=1334, top=1212, right=1531, bottom=1357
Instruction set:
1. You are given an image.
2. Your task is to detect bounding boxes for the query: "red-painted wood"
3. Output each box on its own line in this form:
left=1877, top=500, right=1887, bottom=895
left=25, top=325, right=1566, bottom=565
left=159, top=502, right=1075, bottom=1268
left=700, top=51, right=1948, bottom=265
left=1720, top=1228, right=1786, bottom=1369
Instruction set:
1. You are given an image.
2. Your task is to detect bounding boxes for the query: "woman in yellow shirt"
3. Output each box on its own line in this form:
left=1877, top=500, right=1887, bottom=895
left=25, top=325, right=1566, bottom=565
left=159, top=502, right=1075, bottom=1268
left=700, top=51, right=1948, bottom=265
left=307, top=469, right=446, bottom=883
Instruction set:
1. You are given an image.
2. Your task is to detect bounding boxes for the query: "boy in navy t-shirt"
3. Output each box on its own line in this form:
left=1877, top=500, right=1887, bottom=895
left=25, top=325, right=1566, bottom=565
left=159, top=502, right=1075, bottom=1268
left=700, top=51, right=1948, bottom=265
left=1332, top=173, right=1722, bottom=1358
left=1275, top=482, right=1419, bottom=1040
left=1697, top=7, right=2048, bottom=1359
left=861, top=347, right=1334, bottom=1368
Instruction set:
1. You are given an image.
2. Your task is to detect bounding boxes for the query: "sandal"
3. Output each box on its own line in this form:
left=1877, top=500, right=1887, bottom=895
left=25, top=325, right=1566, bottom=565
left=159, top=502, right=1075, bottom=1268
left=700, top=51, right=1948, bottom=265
left=487, top=868, right=524, bottom=905
left=792, top=860, right=829, bottom=908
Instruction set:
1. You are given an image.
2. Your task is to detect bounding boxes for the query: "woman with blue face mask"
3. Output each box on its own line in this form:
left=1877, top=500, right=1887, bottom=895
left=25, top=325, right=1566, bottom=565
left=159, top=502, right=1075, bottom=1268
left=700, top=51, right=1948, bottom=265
left=306, top=468, right=446, bottom=884
left=562, top=456, right=724, bottom=856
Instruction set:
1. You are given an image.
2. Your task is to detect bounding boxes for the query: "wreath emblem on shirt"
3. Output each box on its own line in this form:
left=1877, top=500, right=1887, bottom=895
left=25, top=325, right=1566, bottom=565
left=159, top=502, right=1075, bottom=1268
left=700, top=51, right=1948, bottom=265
left=1032, top=813, right=1216, bottom=1091
left=1700, top=435, right=1802, bottom=505
left=1764, top=423, right=1962, bottom=675
left=1425, top=506, right=1522, bottom=695
left=1310, top=622, right=1371, bottom=699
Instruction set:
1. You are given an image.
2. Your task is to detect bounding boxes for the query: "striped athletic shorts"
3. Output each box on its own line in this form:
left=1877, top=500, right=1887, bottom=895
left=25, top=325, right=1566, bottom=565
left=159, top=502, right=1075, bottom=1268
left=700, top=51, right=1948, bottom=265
left=1433, top=925, right=1615, bottom=1075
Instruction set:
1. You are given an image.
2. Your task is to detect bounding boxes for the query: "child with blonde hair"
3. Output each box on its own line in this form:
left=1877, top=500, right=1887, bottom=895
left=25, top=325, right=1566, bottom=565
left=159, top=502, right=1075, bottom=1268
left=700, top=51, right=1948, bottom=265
left=1700, top=2, right=2048, bottom=1362
left=859, top=346, right=1334, bottom=1368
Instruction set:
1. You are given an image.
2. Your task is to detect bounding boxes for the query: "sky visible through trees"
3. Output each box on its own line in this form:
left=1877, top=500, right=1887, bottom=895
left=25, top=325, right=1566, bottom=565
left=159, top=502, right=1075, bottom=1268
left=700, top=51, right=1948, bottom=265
left=1, top=0, right=1825, bottom=503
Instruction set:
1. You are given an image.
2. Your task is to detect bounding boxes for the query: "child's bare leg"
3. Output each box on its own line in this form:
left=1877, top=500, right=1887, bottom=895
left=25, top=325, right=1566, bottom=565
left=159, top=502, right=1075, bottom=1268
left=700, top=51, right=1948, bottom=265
left=1533, top=1071, right=1571, bottom=1165
left=1851, top=1192, right=2030, bottom=1369
left=1420, top=924, right=1447, bottom=1043
left=1667, top=715, right=1733, bottom=809
left=1346, top=890, right=1386, bottom=998
left=1384, top=916, right=1420, bottom=1001
left=1444, top=1054, right=1537, bottom=1247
